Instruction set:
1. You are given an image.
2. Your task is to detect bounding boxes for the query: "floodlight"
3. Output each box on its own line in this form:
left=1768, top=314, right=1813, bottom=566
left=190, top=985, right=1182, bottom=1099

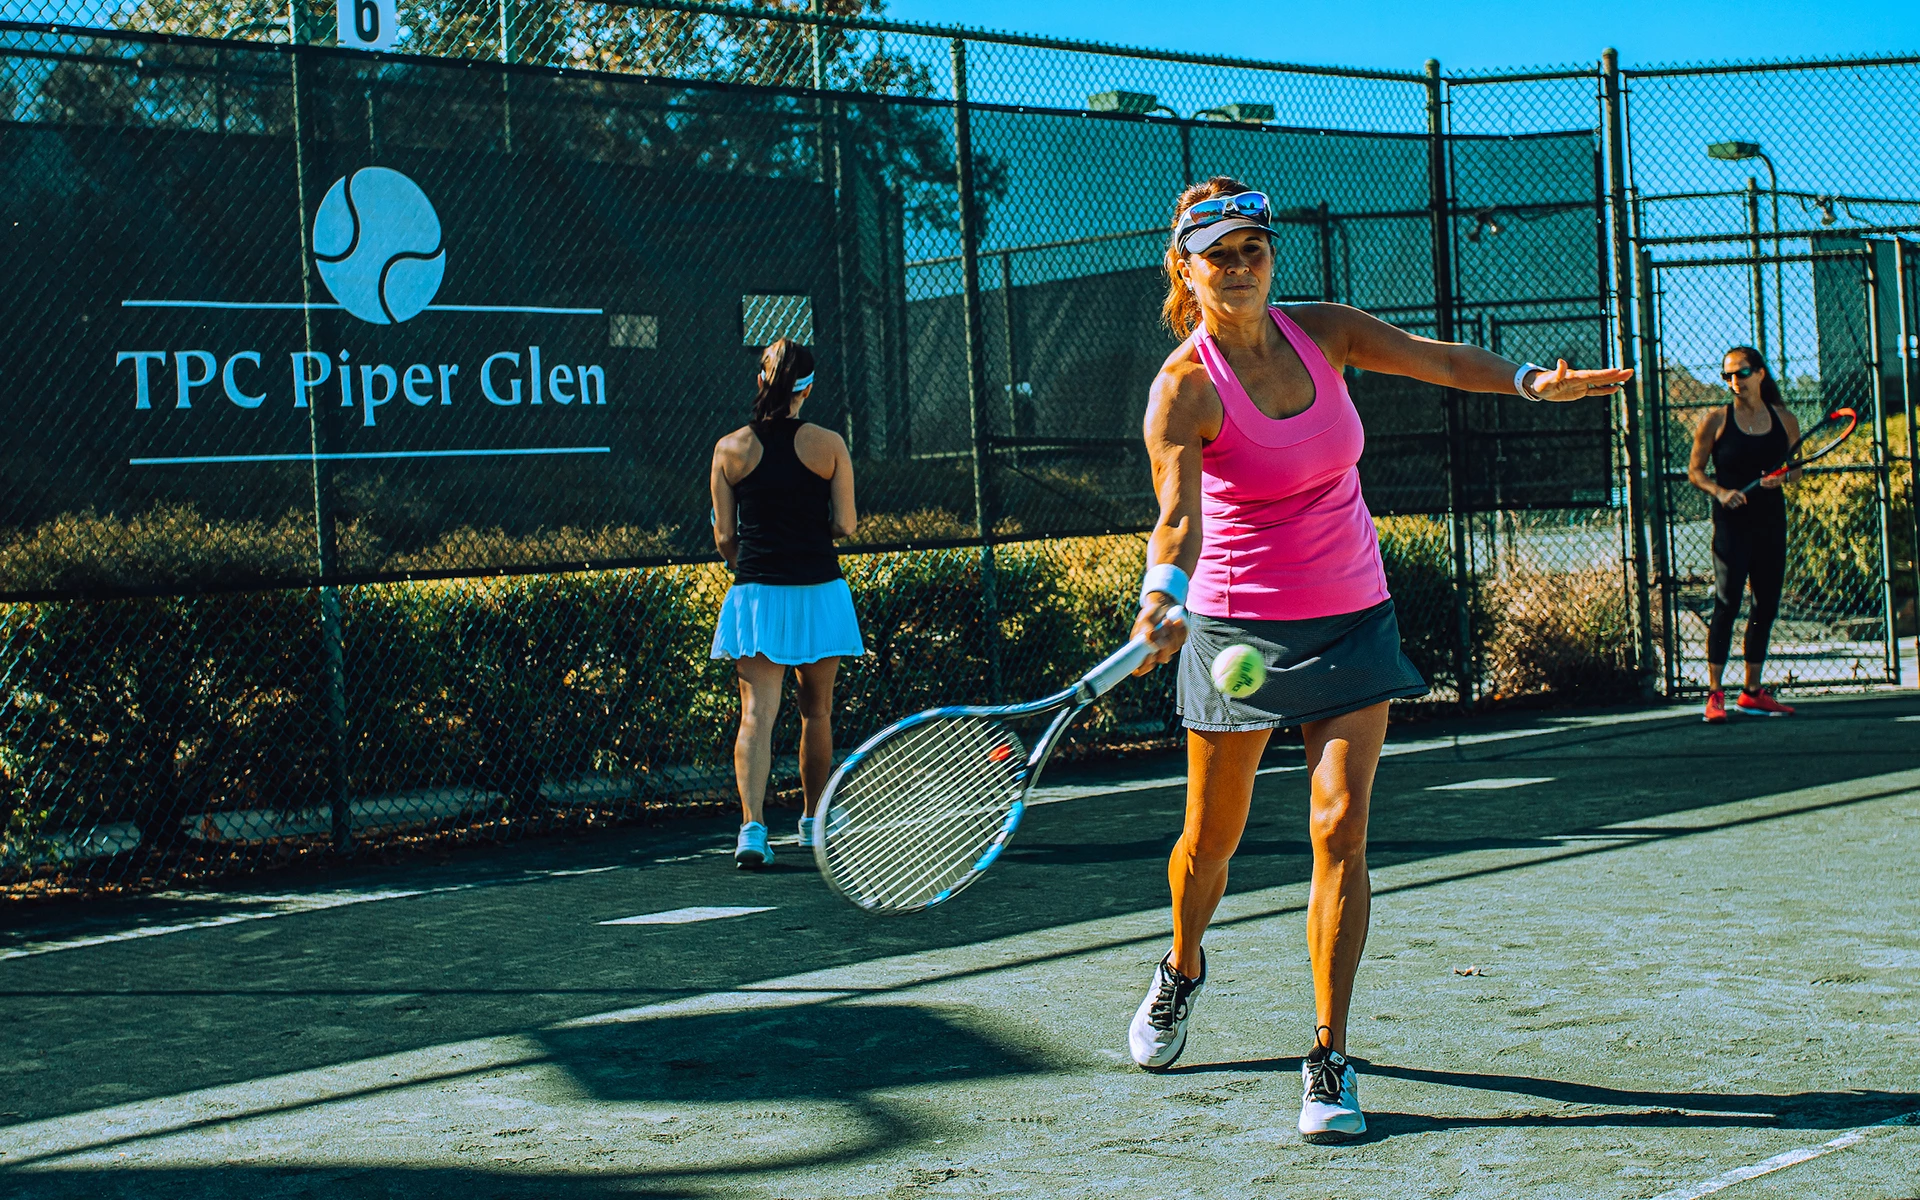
left=1088, top=90, right=1159, bottom=115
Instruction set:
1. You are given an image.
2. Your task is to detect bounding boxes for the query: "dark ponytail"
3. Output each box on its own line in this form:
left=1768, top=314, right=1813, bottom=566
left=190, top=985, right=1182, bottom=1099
left=1726, top=345, right=1786, bottom=411
left=753, top=338, right=816, bottom=422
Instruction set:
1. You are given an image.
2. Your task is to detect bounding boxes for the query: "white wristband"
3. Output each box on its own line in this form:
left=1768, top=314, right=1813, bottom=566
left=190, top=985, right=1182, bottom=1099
left=1514, top=362, right=1547, bottom=402
left=1140, top=563, right=1190, bottom=607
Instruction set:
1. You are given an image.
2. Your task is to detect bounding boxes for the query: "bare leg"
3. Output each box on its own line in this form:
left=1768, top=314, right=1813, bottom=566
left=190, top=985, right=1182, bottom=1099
left=1302, top=702, right=1389, bottom=1055
left=1742, top=660, right=1764, bottom=692
left=1707, top=660, right=1727, bottom=692
left=793, top=657, right=841, bottom=813
left=1168, top=728, right=1271, bottom=979
left=732, top=654, right=784, bottom=826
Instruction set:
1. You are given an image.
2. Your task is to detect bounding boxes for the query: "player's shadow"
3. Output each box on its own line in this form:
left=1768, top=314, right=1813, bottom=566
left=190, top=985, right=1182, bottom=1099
left=534, top=996, right=1062, bottom=1104
left=1170, top=1057, right=1920, bottom=1140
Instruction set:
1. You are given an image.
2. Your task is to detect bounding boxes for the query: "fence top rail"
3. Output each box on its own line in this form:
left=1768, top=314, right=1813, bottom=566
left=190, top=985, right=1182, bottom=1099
left=1444, top=65, right=1600, bottom=86
left=1647, top=249, right=1870, bottom=269
left=1623, top=49, right=1920, bottom=79
left=602, top=0, right=1429, bottom=83
left=1640, top=225, right=1920, bottom=249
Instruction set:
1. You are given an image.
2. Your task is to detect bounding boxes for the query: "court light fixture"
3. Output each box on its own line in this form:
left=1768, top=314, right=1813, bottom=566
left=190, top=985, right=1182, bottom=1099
left=1707, top=140, right=1764, bottom=161
left=1087, top=90, right=1161, bottom=115
left=1198, top=101, right=1276, bottom=124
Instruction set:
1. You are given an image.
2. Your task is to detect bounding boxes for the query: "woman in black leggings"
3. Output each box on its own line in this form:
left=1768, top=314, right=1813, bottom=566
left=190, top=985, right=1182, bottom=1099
left=1686, top=345, right=1801, bottom=723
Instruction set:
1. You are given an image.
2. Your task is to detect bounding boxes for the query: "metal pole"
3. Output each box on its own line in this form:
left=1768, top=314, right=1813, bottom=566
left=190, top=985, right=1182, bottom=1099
left=1636, top=245, right=1675, bottom=696
left=952, top=40, right=1001, bottom=702
left=1317, top=201, right=1335, bottom=301
left=1425, top=59, right=1473, bottom=707
left=1746, top=177, right=1766, bottom=359
left=290, top=16, right=352, bottom=854
left=1603, top=47, right=1658, bottom=697
left=1866, top=251, right=1899, bottom=682
left=999, top=250, right=1020, bottom=463
left=1761, top=153, right=1785, bottom=381
left=1898, top=240, right=1920, bottom=683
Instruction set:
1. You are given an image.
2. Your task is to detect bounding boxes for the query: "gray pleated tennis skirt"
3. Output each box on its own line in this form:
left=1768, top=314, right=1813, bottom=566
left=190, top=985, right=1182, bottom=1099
left=1176, top=599, right=1429, bottom=732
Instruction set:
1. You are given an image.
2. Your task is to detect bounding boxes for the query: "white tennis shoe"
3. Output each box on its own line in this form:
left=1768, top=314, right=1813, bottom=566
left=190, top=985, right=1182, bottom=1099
left=1299, top=1041, right=1366, bottom=1142
left=734, top=821, right=772, bottom=869
left=1128, top=950, right=1205, bottom=1070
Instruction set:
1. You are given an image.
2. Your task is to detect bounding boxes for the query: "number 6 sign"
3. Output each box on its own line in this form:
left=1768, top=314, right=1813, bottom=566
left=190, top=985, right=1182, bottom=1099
left=338, top=0, right=398, bottom=51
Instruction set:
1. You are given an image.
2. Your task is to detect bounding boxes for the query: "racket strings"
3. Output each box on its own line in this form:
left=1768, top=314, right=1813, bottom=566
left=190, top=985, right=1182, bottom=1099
left=821, top=714, right=1028, bottom=911
left=829, top=719, right=1020, bottom=904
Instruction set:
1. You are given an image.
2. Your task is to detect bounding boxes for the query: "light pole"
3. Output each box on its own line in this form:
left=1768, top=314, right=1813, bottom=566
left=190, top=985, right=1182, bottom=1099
left=1708, top=140, right=1786, bottom=381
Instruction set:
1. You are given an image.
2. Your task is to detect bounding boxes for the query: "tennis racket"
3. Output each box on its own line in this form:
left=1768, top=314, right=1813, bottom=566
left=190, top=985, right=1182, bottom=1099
left=811, top=608, right=1184, bottom=914
left=1738, top=406, right=1858, bottom=494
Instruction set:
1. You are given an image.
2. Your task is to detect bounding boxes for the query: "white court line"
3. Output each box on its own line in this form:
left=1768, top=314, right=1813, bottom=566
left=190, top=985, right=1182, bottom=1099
left=1897, top=715, right=1920, bottom=722
left=1645, top=1110, right=1920, bottom=1200
left=1029, top=707, right=1688, bottom=807
left=2, top=769, right=1915, bottom=1172
left=598, top=905, right=774, bottom=926
left=0, top=866, right=623, bottom=962
left=0, top=708, right=1691, bottom=958
left=1427, top=776, right=1556, bottom=791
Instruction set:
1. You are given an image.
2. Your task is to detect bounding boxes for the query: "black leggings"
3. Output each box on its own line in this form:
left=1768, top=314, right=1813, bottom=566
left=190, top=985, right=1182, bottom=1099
left=1707, top=517, right=1786, bottom=665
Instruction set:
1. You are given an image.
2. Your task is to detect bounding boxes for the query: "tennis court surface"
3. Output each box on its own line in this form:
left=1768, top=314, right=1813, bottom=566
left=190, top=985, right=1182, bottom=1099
left=3, top=694, right=1917, bottom=1199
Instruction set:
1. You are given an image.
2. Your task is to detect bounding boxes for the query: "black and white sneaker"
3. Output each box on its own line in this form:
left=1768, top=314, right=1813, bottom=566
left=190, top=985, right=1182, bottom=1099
left=1127, top=950, right=1205, bottom=1070
left=1298, top=1035, right=1365, bottom=1143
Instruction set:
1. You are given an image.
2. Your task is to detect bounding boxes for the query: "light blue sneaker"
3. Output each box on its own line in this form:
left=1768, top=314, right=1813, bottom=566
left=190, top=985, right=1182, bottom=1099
left=797, top=815, right=817, bottom=846
left=734, top=822, right=772, bottom=869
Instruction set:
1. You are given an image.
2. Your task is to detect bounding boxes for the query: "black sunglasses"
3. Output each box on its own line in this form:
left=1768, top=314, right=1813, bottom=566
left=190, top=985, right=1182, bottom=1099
left=1721, top=366, right=1757, bottom=381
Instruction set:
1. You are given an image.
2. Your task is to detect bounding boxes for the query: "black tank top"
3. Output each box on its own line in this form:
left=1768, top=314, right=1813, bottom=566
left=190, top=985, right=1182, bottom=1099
left=733, top=418, right=840, bottom=585
left=1710, top=402, right=1789, bottom=526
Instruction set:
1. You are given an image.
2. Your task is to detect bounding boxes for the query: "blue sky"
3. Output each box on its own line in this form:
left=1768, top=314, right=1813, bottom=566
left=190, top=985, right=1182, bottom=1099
left=884, top=0, right=1920, bottom=73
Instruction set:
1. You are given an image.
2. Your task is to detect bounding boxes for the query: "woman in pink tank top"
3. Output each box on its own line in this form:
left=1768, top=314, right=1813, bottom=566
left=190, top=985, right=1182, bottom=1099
left=1122, top=177, right=1632, bottom=1141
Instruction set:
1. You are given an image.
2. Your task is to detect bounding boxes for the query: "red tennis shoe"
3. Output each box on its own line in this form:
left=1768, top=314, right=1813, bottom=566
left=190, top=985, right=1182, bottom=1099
left=1702, top=690, right=1728, bottom=724
left=1735, top=687, right=1795, bottom=717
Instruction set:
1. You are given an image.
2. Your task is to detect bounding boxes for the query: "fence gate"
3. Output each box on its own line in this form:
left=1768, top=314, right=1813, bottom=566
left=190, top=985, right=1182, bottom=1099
left=1643, top=237, right=1911, bottom=694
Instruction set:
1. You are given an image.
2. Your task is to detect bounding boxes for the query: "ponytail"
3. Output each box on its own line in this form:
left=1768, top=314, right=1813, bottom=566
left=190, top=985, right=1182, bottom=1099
left=753, top=338, right=816, bottom=422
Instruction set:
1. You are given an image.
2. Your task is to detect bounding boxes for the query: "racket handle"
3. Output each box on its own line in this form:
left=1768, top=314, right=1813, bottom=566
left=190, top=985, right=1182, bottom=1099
left=1076, top=606, right=1185, bottom=703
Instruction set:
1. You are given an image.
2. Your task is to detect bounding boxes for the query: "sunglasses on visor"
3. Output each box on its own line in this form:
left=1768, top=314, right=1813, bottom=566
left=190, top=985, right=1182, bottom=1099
left=1177, top=191, right=1272, bottom=241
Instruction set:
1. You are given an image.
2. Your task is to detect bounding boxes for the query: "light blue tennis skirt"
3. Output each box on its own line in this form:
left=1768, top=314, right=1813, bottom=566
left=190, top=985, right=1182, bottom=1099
left=711, top=579, right=866, bottom=665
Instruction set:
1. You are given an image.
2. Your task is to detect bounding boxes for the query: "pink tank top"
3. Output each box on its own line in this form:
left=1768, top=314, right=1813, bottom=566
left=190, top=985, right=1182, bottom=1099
left=1188, top=306, right=1389, bottom=621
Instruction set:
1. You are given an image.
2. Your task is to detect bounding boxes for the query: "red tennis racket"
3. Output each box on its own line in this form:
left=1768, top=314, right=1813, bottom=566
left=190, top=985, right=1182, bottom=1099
left=1739, top=407, right=1859, bottom=495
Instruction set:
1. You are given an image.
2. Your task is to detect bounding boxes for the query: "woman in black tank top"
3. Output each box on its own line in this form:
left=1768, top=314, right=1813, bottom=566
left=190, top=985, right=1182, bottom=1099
left=709, top=339, right=864, bottom=868
left=1686, top=346, right=1802, bottom=723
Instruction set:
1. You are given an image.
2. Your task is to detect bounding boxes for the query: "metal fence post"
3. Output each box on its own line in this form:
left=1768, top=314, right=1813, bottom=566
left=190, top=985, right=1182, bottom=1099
left=1746, top=178, right=1767, bottom=358
left=291, top=28, right=353, bottom=854
left=1602, top=48, right=1659, bottom=698
left=952, top=39, right=1001, bottom=701
left=1898, top=241, right=1920, bottom=680
left=1865, top=251, right=1900, bottom=682
left=1425, top=59, right=1473, bottom=707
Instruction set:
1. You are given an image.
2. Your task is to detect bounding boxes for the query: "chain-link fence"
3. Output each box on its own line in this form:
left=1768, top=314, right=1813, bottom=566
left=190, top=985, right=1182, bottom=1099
left=1, top=6, right=1914, bottom=896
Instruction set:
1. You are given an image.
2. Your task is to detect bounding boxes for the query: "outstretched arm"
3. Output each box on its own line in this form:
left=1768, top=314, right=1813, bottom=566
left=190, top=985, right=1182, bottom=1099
left=1314, top=304, right=1633, bottom=401
left=1130, top=364, right=1212, bottom=672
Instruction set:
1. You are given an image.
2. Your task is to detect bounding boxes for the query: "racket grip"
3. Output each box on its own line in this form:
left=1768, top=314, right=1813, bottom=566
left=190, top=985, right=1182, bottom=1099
left=1076, top=606, right=1185, bottom=702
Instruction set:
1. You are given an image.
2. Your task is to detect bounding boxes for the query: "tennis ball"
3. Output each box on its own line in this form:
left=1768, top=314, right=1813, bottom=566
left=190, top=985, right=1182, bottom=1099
left=312, top=167, right=446, bottom=325
left=1210, top=644, right=1266, bottom=699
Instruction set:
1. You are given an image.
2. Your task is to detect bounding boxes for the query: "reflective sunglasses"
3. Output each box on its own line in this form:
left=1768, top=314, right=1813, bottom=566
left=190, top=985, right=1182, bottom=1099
left=1177, top=191, right=1272, bottom=241
left=1721, top=366, right=1757, bottom=381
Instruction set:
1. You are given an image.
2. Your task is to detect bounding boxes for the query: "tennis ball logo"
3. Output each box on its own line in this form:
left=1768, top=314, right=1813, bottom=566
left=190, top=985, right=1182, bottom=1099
left=312, top=167, right=446, bottom=325
left=1210, top=644, right=1267, bottom=699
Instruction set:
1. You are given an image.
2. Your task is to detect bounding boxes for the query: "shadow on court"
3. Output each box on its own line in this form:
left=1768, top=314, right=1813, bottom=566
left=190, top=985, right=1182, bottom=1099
left=2, top=693, right=1918, bottom=1194
left=1169, top=1056, right=1920, bottom=1138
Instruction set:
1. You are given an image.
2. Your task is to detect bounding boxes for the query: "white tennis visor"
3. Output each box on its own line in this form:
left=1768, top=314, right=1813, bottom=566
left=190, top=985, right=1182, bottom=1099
left=1181, top=216, right=1277, bottom=254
